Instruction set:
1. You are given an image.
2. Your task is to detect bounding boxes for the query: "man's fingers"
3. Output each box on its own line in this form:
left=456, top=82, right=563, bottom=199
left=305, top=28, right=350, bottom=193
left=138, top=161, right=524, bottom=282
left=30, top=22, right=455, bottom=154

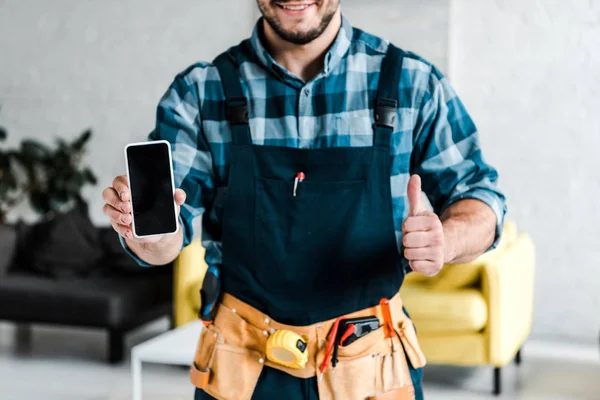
left=409, top=260, right=438, bottom=276
left=402, top=231, right=430, bottom=248
left=402, top=215, right=438, bottom=233
left=112, top=175, right=130, bottom=201
left=103, top=204, right=132, bottom=225
left=111, top=221, right=133, bottom=239
left=102, top=187, right=131, bottom=213
left=404, top=247, right=437, bottom=261
left=174, top=188, right=186, bottom=206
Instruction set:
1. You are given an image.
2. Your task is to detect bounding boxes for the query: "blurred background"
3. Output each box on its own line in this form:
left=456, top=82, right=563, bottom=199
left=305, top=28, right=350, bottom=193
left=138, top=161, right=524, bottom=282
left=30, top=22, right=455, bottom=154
left=0, top=0, right=599, bottom=399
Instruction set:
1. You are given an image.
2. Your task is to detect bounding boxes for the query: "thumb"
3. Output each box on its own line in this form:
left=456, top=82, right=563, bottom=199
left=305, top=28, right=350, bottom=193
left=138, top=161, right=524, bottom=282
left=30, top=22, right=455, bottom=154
left=174, top=188, right=186, bottom=207
left=407, top=174, right=425, bottom=216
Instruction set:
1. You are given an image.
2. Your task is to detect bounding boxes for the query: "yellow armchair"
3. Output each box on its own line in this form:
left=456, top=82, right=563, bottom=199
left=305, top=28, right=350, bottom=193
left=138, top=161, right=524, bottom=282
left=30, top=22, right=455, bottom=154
left=173, top=222, right=535, bottom=396
left=172, top=239, right=208, bottom=327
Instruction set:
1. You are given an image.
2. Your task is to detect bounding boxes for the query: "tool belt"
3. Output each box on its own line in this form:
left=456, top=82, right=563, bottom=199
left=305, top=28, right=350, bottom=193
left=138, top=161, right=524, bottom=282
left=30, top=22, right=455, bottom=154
left=190, top=291, right=426, bottom=400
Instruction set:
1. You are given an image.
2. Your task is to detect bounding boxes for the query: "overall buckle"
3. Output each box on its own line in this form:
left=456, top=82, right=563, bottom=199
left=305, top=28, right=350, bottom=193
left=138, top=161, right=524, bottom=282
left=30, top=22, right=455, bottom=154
left=226, top=97, right=249, bottom=124
left=374, top=98, right=397, bottom=128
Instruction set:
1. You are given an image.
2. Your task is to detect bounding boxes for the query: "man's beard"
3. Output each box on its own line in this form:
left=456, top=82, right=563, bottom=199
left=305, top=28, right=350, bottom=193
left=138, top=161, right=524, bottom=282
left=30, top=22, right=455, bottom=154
left=260, top=2, right=338, bottom=45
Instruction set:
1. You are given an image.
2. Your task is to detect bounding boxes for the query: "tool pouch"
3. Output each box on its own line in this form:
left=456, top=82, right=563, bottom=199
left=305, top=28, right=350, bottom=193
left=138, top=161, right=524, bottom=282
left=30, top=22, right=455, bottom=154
left=190, top=306, right=265, bottom=400
left=397, top=318, right=427, bottom=369
left=317, top=326, right=415, bottom=400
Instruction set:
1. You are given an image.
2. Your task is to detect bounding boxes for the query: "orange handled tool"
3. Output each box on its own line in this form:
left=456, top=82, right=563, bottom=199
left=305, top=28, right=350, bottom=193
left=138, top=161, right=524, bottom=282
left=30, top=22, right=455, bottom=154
left=319, top=317, right=341, bottom=380
left=379, top=298, right=394, bottom=339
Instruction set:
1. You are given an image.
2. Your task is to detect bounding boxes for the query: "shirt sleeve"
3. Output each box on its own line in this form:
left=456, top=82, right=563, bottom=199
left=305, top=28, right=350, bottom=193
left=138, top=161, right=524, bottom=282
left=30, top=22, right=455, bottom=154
left=121, top=72, right=215, bottom=266
left=411, top=65, right=507, bottom=251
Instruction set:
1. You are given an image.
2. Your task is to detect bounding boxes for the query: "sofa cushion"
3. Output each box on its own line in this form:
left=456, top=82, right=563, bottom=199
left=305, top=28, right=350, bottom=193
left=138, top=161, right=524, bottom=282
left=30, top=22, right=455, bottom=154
left=400, top=286, right=488, bottom=333
left=0, top=268, right=172, bottom=328
left=0, top=224, right=17, bottom=276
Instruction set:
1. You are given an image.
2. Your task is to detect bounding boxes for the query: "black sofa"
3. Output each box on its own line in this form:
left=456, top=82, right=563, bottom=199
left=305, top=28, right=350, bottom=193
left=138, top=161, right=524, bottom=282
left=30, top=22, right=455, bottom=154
left=0, top=225, right=173, bottom=363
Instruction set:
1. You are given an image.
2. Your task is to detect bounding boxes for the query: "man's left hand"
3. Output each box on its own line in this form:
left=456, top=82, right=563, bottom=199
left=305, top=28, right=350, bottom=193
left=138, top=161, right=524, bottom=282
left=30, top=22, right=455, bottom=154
left=402, top=175, right=445, bottom=277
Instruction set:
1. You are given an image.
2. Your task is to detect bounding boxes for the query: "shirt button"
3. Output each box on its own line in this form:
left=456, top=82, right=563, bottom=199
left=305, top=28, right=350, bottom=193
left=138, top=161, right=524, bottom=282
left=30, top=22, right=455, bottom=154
left=304, top=88, right=310, bottom=96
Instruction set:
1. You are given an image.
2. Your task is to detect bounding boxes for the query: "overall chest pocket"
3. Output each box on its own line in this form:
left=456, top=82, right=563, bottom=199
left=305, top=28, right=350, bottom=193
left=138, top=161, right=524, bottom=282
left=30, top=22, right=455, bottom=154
left=254, top=176, right=367, bottom=295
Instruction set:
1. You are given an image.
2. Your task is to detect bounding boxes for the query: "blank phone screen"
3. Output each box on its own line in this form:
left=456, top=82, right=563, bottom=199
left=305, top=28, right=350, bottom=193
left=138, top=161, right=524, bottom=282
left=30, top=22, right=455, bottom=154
left=126, top=142, right=177, bottom=237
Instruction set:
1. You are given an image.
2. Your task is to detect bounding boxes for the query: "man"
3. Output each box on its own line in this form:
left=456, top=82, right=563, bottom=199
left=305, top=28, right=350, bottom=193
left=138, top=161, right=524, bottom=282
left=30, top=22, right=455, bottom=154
left=102, top=1, right=506, bottom=399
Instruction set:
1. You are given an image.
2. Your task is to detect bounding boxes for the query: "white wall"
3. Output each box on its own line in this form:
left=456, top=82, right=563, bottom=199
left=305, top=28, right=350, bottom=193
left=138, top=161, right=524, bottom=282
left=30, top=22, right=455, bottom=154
left=344, top=0, right=449, bottom=73
left=450, top=0, right=600, bottom=343
left=0, top=0, right=257, bottom=223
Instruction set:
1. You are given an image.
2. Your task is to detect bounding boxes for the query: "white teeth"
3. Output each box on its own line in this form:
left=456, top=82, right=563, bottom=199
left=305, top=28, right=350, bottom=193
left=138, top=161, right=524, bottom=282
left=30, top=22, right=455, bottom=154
left=280, top=4, right=310, bottom=11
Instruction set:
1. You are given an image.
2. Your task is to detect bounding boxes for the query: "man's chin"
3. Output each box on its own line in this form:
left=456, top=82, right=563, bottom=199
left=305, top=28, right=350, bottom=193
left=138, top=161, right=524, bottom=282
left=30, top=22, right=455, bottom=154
left=275, top=25, right=320, bottom=44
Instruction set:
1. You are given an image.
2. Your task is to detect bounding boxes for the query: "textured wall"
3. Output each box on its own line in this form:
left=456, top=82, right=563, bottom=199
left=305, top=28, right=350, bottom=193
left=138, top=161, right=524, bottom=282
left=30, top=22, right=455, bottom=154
left=344, top=0, right=449, bottom=73
left=451, top=0, right=600, bottom=343
left=0, top=0, right=257, bottom=223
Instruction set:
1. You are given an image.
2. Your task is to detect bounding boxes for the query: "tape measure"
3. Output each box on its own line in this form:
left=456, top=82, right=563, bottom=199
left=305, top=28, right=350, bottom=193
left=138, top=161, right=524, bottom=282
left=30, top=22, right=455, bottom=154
left=265, top=330, right=308, bottom=369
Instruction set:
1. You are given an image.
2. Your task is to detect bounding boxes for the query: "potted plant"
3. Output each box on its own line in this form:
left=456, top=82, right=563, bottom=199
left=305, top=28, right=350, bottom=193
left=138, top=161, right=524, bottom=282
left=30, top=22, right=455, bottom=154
left=0, top=126, right=26, bottom=223
left=0, top=125, right=22, bottom=273
left=18, top=129, right=97, bottom=219
left=0, top=123, right=100, bottom=277
left=16, top=129, right=102, bottom=277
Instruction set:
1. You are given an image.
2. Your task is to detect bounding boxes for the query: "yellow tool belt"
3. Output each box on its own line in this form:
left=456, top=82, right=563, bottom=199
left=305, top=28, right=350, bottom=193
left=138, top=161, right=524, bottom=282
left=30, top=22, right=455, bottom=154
left=190, top=291, right=426, bottom=400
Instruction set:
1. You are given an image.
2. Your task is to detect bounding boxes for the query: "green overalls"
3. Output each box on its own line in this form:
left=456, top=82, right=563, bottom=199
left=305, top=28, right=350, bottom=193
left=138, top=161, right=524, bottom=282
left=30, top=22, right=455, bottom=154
left=194, top=43, right=424, bottom=400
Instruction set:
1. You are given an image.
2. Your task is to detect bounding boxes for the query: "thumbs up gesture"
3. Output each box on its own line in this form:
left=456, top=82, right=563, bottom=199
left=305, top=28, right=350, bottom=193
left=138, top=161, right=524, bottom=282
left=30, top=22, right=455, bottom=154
left=402, top=175, right=445, bottom=276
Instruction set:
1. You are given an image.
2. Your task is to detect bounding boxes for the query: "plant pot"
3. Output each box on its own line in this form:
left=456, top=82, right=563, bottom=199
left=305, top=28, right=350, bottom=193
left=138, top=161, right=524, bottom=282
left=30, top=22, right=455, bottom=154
left=0, top=223, right=17, bottom=275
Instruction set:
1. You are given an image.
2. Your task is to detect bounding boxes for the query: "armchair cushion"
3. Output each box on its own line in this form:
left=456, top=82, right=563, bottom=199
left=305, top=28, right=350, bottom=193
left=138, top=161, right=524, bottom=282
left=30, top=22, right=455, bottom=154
left=401, top=286, right=488, bottom=333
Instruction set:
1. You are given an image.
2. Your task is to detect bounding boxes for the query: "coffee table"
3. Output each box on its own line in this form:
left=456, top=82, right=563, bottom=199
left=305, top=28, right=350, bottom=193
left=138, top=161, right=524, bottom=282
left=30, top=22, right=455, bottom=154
left=131, top=320, right=203, bottom=400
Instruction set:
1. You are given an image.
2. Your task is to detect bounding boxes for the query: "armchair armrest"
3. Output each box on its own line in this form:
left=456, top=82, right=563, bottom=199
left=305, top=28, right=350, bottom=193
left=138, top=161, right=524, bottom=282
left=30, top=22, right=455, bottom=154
left=481, top=233, right=536, bottom=366
left=173, top=239, right=208, bottom=327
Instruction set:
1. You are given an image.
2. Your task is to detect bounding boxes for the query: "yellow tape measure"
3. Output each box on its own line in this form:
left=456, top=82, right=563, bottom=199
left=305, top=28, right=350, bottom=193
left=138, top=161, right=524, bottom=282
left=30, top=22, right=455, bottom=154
left=265, top=329, right=308, bottom=369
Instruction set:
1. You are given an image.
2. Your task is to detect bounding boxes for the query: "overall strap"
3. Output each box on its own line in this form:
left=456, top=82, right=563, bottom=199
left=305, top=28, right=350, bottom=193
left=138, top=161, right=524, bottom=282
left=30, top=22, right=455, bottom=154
left=213, top=50, right=253, bottom=146
left=374, top=44, right=405, bottom=151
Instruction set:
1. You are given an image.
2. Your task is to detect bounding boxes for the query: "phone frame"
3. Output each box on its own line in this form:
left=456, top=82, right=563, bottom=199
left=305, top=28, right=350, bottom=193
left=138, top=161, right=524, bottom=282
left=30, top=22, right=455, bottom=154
left=124, top=140, right=179, bottom=239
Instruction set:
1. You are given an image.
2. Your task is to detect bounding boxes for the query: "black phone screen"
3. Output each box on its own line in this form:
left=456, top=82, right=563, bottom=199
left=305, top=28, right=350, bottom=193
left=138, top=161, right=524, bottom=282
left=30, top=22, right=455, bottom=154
left=126, top=142, right=177, bottom=237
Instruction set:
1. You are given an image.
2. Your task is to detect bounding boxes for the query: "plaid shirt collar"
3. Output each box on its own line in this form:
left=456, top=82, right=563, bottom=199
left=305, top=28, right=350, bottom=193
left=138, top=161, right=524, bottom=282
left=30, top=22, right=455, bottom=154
left=249, top=14, right=354, bottom=87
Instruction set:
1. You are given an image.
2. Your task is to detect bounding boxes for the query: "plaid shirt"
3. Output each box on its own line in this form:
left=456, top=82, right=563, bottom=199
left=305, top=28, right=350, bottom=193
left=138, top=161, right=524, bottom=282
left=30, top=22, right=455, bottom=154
left=124, top=16, right=506, bottom=270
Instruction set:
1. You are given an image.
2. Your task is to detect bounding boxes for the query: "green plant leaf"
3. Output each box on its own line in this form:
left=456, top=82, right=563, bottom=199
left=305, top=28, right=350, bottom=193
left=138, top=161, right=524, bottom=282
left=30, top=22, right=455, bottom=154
left=29, top=190, right=51, bottom=215
left=72, top=129, right=92, bottom=151
left=82, top=168, right=97, bottom=184
left=21, top=140, right=51, bottom=162
left=2, top=168, right=17, bottom=189
left=56, top=138, right=68, bottom=153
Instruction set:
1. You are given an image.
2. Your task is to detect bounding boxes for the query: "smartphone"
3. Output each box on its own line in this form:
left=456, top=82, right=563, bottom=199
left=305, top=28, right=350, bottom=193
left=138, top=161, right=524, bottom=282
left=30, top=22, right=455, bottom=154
left=124, top=140, right=179, bottom=239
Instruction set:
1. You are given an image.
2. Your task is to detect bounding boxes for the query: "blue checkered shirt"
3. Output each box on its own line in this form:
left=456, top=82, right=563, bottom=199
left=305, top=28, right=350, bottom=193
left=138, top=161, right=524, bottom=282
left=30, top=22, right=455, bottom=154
left=124, top=16, right=507, bottom=270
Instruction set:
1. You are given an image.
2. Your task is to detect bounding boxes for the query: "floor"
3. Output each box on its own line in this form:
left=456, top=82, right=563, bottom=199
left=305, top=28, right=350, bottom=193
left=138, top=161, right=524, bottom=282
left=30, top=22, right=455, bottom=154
left=1, top=318, right=599, bottom=400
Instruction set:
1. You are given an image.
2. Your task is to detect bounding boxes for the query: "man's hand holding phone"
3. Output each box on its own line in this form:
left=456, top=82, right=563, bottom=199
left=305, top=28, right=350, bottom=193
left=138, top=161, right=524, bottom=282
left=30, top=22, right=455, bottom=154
left=102, top=140, right=187, bottom=265
left=101, top=175, right=186, bottom=244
